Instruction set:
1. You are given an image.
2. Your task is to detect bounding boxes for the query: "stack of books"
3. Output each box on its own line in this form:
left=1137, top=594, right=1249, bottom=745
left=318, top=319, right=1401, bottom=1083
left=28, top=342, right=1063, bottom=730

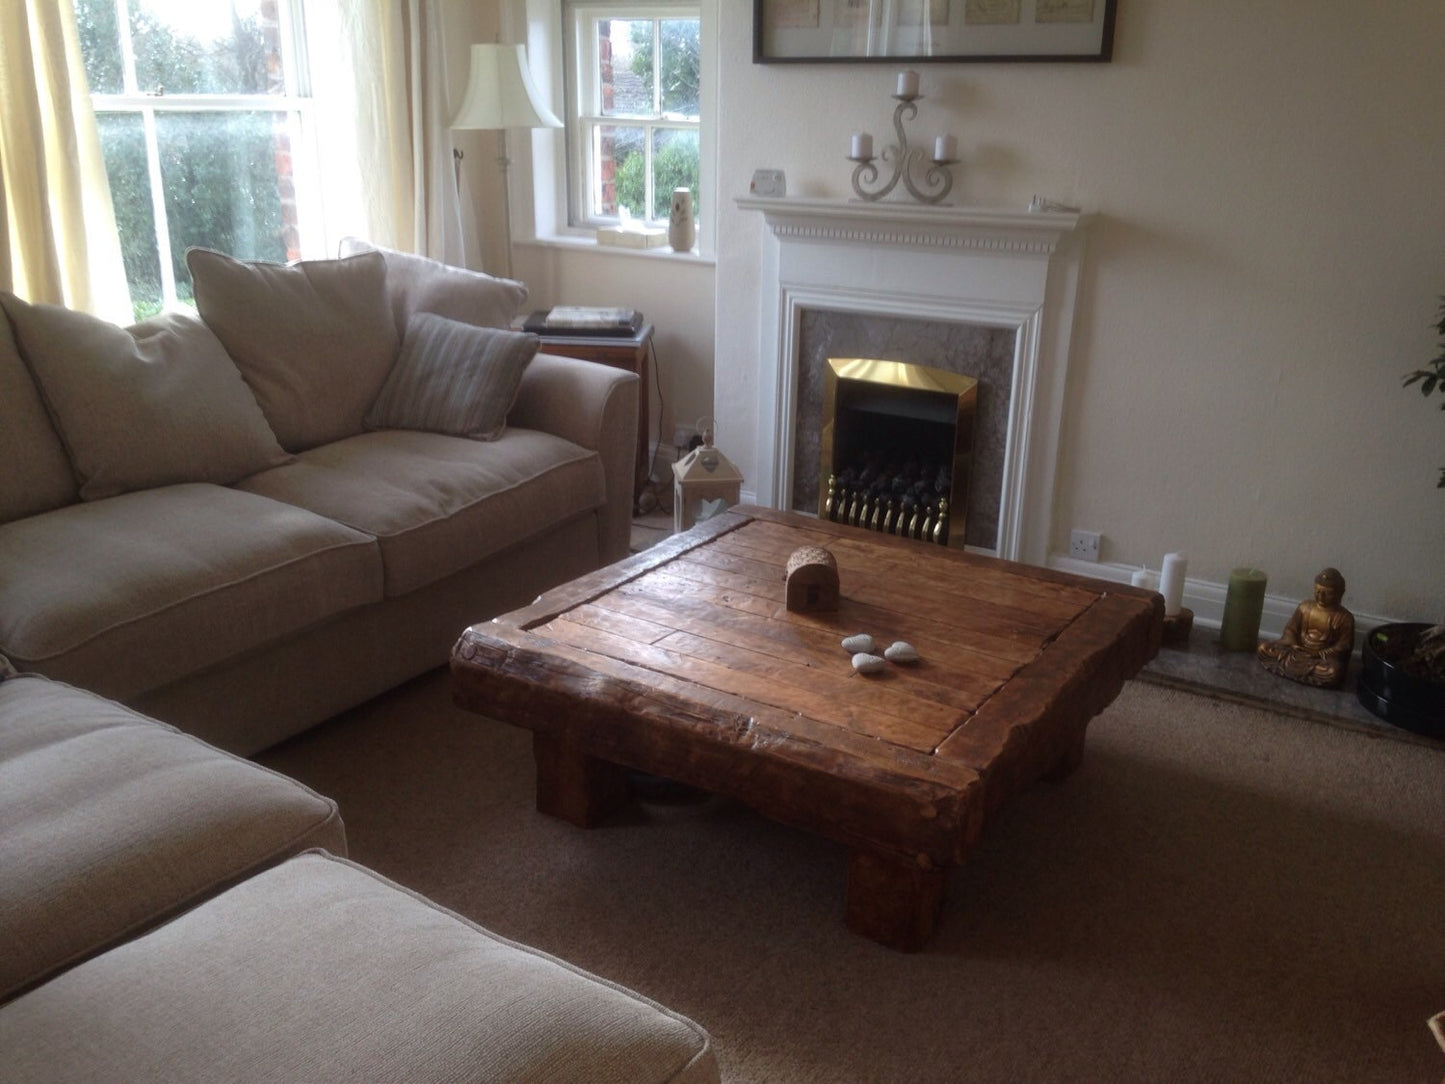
left=521, top=307, right=644, bottom=337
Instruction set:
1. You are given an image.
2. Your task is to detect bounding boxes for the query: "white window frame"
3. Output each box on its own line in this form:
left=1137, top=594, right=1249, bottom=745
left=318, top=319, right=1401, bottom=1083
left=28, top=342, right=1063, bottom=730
left=508, top=0, right=716, bottom=258
left=563, top=2, right=701, bottom=231
left=84, top=0, right=324, bottom=308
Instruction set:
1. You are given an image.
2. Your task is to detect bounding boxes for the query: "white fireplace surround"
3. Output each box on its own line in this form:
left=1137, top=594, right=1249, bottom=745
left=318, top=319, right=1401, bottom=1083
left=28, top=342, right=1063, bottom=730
left=736, top=196, right=1086, bottom=565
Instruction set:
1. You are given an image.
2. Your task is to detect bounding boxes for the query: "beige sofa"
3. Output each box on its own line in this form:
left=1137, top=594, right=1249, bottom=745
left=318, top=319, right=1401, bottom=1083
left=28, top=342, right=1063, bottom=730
left=0, top=673, right=719, bottom=1082
left=0, top=247, right=638, bottom=755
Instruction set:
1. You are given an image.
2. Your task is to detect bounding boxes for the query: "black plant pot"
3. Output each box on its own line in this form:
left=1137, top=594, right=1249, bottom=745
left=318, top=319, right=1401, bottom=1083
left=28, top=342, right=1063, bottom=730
left=1356, top=622, right=1445, bottom=738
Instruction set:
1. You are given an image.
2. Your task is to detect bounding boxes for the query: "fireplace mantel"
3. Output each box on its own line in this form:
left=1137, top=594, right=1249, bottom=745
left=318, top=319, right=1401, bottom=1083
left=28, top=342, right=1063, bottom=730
left=737, top=195, right=1088, bottom=565
left=735, top=196, right=1082, bottom=255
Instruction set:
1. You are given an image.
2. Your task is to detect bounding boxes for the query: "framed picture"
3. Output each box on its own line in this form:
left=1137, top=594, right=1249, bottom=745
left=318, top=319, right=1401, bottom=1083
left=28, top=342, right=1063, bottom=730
left=754, top=0, right=1116, bottom=63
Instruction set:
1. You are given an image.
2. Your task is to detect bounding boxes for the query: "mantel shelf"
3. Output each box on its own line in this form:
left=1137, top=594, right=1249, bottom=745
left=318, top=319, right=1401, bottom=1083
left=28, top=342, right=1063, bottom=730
left=736, top=196, right=1085, bottom=254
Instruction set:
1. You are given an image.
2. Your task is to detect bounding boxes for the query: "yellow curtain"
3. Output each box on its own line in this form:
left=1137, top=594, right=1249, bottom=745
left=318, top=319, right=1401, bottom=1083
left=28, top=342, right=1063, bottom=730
left=317, top=0, right=477, bottom=266
left=0, top=0, right=129, bottom=323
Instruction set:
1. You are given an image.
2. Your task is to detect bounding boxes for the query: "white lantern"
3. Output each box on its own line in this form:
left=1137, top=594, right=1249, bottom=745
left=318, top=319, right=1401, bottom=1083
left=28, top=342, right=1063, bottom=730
left=672, top=421, right=743, bottom=533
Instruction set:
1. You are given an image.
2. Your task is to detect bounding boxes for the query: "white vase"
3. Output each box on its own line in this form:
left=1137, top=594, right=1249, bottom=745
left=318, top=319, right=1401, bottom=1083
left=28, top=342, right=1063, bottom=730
left=668, top=188, right=694, bottom=252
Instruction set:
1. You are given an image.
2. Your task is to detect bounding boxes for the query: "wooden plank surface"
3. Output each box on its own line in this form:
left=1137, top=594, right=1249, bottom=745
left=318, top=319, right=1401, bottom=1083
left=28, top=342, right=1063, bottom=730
left=540, top=611, right=959, bottom=751
left=936, top=591, right=1163, bottom=826
left=518, top=511, right=1111, bottom=755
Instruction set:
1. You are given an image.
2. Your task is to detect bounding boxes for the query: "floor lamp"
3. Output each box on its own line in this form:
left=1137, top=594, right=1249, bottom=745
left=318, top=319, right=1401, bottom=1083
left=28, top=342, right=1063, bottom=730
left=451, top=43, right=562, bottom=281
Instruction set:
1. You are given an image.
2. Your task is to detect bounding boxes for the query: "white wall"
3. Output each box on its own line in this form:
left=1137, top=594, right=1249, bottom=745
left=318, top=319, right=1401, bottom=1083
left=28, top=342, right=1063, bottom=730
left=511, top=243, right=717, bottom=465
left=713, top=1, right=1445, bottom=626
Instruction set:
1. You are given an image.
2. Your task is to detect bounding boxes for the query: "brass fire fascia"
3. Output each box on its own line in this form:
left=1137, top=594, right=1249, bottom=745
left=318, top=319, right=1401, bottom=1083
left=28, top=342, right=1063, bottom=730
left=820, top=357, right=979, bottom=548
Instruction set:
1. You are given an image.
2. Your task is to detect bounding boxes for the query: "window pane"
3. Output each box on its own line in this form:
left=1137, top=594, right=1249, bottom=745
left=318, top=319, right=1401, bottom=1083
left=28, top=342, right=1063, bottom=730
left=74, top=0, right=125, bottom=94
left=156, top=112, right=291, bottom=298
left=659, top=20, right=700, bottom=118
left=95, top=113, right=162, bottom=321
left=651, top=128, right=700, bottom=220
left=601, top=125, right=648, bottom=219
left=130, top=0, right=283, bottom=95
left=601, top=19, right=653, bottom=118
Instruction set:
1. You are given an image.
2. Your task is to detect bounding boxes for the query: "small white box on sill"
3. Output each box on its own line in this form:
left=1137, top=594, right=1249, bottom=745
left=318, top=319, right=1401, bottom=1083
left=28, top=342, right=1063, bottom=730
left=596, top=224, right=668, bottom=249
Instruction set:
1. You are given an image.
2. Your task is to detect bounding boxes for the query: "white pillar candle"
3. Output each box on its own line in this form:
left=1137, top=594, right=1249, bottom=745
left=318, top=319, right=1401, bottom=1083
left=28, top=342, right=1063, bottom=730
left=850, top=132, right=873, bottom=159
left=1130, top=567, right=1153, bottom=589
left=1159, top=552, right=1188, bottom=616
left=896, top=70, right=919, bottom=97
left=933, top=135, right=957, bottom=162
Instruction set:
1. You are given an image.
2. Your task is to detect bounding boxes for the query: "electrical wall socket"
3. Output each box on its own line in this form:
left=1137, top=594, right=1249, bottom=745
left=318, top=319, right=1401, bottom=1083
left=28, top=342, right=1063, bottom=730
left=1069, top=529, right=1101, bottom=562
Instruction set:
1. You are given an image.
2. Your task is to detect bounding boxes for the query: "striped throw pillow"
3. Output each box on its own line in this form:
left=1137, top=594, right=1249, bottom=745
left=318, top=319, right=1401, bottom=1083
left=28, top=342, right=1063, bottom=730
left=366, top=314, right=539, bottom=440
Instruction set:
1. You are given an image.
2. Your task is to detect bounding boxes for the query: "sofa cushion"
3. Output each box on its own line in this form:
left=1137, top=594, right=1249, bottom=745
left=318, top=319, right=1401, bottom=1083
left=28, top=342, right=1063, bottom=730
left=237, top=428, right=604, bottom=597
left=0, top=675, right=346, bottom=1003
left=0, top=299, right=76, bottom=523
left=0, top=295, right=291, bottom=500
left=365, top=313, right=539, bottom=440
left=338, top=236, right=527, bottom=332
left=187, top=248, right=399, bottom=452
left=0, top=484, right=382, bottom=701
left=0, top=852, right=719, bottom=1083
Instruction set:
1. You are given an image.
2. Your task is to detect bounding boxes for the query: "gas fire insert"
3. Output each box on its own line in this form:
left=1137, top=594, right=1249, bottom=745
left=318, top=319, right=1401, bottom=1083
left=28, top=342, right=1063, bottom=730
left=819, top=358, right=978, bottom=548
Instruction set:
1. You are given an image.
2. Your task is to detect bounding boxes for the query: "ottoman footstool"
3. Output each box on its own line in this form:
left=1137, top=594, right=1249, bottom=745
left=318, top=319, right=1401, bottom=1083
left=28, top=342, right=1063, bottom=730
left=0, top=852, right=720, bottom=1083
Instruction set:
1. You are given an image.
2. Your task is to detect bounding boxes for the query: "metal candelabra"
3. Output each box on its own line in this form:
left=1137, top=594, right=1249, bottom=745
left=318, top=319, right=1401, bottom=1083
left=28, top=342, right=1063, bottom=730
left=848, top=93, right=956, bottom=206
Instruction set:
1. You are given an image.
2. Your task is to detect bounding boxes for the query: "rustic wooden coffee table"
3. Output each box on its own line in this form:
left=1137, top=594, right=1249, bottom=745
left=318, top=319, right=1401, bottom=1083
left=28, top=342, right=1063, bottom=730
left=451, top=506, right=1161, bottom=950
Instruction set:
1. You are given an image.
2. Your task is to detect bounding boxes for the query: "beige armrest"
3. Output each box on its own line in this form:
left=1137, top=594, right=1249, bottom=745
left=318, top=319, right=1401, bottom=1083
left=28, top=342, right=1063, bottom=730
left=510, top=352, right=639, bottom=564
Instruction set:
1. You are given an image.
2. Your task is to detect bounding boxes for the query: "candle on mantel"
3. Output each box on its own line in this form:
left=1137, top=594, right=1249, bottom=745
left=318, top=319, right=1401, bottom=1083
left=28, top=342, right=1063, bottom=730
left=933, top=134, right=957, bottom=162
left=1219, top=567, right=1268, bottom=652
left=896, top=70, right=920, bottom=98
left=850, top=132, right=873, bottom=160
left=1159, top=552, right=1188, bottom=616
left=1130, top=567, right=1156, bottom=591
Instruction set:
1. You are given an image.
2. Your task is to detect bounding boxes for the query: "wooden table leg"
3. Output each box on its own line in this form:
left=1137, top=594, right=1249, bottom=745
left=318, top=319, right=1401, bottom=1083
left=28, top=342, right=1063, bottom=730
left=532, top=733, right=631, bottom=827
left=844, top=848, right=947, bottom=952
left=1042, top=726, right=1088, bottom=783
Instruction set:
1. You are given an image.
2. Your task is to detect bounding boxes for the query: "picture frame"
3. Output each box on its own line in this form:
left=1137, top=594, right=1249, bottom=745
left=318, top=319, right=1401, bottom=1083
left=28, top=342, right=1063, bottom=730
left=753, top=0, right=1116, bottom=64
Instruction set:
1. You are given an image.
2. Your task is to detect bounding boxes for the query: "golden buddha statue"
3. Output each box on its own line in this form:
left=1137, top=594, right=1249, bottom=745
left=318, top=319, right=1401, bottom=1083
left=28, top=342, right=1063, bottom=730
left=1256, top=567, right=1354, bottom=688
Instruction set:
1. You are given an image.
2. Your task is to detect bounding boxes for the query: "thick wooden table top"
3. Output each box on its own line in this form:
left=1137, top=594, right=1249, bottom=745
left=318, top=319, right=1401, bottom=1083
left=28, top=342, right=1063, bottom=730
left=452, top=506, right=1162, bottom=868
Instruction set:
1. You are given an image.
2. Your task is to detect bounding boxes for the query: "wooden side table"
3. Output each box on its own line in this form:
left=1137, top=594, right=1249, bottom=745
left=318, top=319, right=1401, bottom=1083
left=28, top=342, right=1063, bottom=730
left=533, top=324, right=654, bottom=512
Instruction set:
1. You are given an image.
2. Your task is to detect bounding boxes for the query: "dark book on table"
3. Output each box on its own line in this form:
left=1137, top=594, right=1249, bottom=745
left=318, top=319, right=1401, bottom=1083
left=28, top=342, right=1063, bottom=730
left=522, top=307, right=643, bottom=337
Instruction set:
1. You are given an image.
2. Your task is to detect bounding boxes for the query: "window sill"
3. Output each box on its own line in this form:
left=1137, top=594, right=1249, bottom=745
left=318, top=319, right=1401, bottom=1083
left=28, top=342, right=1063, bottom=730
left=518, top=233, right=716, bottom=267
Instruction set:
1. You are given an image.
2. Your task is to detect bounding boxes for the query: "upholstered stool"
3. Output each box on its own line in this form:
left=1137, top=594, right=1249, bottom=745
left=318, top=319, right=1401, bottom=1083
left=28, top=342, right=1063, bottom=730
left=0, top=852, right=719, bottom=1083
left=0, top=674, right=345, bottom=1001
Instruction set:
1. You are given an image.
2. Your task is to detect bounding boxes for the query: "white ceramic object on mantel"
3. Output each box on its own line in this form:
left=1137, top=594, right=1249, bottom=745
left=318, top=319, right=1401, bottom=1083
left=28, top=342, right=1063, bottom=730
left=668, top=188, right=695, bottom=252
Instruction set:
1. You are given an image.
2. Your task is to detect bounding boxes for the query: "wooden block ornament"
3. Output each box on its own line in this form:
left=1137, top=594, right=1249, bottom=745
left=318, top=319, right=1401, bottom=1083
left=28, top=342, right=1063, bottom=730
left=785, top=545, right=840, bottom=613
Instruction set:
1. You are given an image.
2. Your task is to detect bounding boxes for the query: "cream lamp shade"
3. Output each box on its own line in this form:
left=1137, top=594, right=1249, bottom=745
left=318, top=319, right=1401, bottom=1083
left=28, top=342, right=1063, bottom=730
left=450, top=44, right=560, bottom=280
left=451, top=44, right=561, bottom=131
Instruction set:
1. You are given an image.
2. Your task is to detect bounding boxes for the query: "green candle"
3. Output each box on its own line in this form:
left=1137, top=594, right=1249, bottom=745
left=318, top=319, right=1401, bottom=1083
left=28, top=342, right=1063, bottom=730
left=1220, top=568, right=1268, bottom=651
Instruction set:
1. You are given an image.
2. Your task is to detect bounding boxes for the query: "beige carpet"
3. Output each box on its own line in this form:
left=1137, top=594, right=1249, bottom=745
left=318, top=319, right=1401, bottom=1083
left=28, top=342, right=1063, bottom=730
left=260, top=671, right=1445, bottom=1082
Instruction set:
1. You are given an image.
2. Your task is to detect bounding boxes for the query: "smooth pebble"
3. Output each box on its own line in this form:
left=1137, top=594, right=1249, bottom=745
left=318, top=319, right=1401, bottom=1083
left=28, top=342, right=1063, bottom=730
left=841, top=633, right=876, bottom=655
left=851, top=652, right=886, bottom=674
left=885, top=641, right=920, bottom=664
